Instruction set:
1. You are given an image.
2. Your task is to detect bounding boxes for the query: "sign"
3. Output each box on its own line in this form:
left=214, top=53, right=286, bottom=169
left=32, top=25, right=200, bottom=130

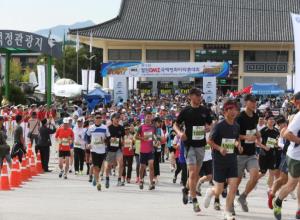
left=82, top=70, right=95, bottom=92
left=158, top=81, right=173, bottom=95
left=102, top=62, right=229, bottom=78
left=113, top=76, right=128, bottom=102
left=203, top=77, right=217, bottom=103
left=37, top=65, right=46, bottom=92
left=178, top=81, right=193, bottom=94
left=0, top=30, right=62, bottom=58
left=137, top=81, right=152, bottom=95
left=291, top=13, right=300, bottom=93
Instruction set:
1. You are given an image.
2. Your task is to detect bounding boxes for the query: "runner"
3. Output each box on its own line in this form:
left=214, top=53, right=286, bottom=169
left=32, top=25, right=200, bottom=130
left=73, top=117, right=86, bottom=175
left=273, top=92, right=300, bottom=220
left=204, top=99, right=242, bottom=220
left=174, top=88, right=212, bottom=213
left=86, top=113, right=109, bottom=191
left=105, top=113, right=125, bottom=188
left=135, top=111, right=156, bottom=190
left=236, top=94, right=261, bottom=212
left=55, top=118, right=74, bottom=179
left=122, top=124, right=135, bottom=184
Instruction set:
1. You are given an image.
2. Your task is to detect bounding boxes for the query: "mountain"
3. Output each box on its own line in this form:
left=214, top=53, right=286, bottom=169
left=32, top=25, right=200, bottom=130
left=35, top=20, right=95, bottom=41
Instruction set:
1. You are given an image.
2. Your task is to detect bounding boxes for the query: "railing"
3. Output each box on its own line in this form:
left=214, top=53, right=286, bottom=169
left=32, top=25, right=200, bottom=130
left=244, top=62, right=288, bottom=73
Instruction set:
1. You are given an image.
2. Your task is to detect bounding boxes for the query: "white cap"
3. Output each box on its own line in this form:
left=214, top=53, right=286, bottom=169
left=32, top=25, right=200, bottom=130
left=160, top=106, right=165, bottom=110
left=63, top=118, right=69, bottom=124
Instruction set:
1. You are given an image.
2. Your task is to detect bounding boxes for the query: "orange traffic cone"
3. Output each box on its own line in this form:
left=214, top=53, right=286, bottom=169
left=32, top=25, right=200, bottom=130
left=10, top=157, right=20, bottom=188
left=21, top=155, right=28, bottom=182
left=26, top=155, right=32, bottom=179
left=30, top=153, right=37, bottom=176
left=36, top=151, right=43, bottom=174
left=0, top=159, right=11, bottom=191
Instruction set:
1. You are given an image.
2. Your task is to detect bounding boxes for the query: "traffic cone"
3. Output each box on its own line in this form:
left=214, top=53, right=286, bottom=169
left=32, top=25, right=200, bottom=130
left=26, top=155, right=32, bottom=179
left=10, top=157, right=20, bottom=188
left=16, top=159, right=22, bottom=186
left=36, top=151, right=43, bottom=174
left=0, top=159, right=11, bottom=190
left=30, top=153, right=37, bottom=176
left=21, top=155, right=28, bottom=182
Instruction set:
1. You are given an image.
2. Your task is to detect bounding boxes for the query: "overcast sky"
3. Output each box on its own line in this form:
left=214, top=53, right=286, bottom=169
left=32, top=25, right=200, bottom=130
left=0, top=0, right=122, bottom=32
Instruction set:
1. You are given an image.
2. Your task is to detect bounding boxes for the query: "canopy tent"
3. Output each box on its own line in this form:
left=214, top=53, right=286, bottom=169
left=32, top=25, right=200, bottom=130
left=84, top=88, right=111, bottom=112
left=251, top=83, right=285, bottom=95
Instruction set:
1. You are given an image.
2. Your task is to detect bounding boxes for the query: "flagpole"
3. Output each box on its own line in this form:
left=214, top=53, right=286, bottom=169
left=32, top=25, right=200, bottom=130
left=63, top=31, right=66, bottom=78
left=77, top=48, right=79, bottom=83
left=76, top=31, right=79, bottom=84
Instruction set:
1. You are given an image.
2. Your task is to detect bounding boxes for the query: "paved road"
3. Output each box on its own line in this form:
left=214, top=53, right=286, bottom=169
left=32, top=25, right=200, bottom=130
left=0, top=150, right=297, bottom=220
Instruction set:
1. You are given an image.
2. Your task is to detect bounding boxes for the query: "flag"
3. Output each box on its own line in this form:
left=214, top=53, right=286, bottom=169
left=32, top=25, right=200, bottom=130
left=291, top=13, right=300, bottom=93
left=89, top=32, right=93, bottom=53
left=76, top=32, right=80, bottom=53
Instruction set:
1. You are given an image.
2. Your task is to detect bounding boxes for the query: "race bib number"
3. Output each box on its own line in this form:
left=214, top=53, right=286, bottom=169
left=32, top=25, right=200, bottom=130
left=74, top=142, right=81, bottom=147
left=222, top=138, right=236, bottom=154
left=92, top=136, right=105, bottom=149
left=266, top=137, right=277, bottom=149
left=245, top=129, right=256, bottom=144
left=144, top=132, right=153, bottom=141
left=111, top=138, right=120, bottom=147
left=61, top=138, right=69, bottom=146
left=192, top=126, right=205, bottom=140
left=124, top=139, right=132, bottom=148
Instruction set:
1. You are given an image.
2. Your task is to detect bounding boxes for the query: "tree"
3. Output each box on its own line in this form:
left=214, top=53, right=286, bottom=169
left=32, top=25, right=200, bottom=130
left=10, top=59, right=22, bottom=82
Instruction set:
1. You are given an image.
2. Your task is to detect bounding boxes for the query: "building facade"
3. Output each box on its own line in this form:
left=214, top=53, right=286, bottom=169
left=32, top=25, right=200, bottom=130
left=69, top=0, right=299, bottom=92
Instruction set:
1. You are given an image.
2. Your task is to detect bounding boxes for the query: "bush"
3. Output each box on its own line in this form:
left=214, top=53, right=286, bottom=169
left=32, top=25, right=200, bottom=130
left=0, top=84, right=26, bottom=105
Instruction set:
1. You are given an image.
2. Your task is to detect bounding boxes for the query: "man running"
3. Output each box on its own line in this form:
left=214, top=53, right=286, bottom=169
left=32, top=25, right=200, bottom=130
left=55, top=118, right=74, bottom=179
left=273, top=92, right=300, bottom=220
left=236, top=94, right=261, bottom=212
left=86, top=113, right=109, bottom=191
left=174, top=88, right=212, bottom=212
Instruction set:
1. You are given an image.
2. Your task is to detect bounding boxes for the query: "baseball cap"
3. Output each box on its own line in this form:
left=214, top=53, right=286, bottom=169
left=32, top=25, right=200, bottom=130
left=63, top=118, right=69, bottom=124
left=189, top=88, right=203, bottom=96
left=244, top=94, right=257, bottom=102
left=111, top=113, right=120, bottom=120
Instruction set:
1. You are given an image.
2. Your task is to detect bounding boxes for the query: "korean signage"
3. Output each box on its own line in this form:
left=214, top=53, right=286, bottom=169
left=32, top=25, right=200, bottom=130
left=158, top=81, right=173, bottom=95
left=137, top=81, right=152, bottom=95
left=113, top=76, right=128, bottom=102
left=102, top=62, right=229, bottom=78
left=178, top=81, right=193, bottom=94
left=0, top=30, right=62, bottom=58
left=203, top=77, right=217, bottom=103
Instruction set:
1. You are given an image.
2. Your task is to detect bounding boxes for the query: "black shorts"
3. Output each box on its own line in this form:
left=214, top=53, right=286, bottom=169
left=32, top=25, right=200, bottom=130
left=275, top=150, right=282, bottom=170
left=59, top=151, right=71, bottom=158
left=140, top=152, right=154, bottom=165
left=200, top=160, right=212, bottom=176
left=259, top=153, right=276, bottom=174
left=91, top=152, right=106, bottom=168
left=213, top=161, right=238, bottom=183
left=169, top=147, right=176, bottom=153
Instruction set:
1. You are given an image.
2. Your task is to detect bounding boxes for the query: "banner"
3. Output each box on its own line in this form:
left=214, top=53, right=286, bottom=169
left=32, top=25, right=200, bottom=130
left=113, top=76, right=128, bottom=102
left=37, top=65, right=46, bottom=92
left=82, top=69, right=95, bottom=91
left=102, top=62, right=229, bottom=78
left=203, top=77, right=217, bottom=103
left=291, top=13, right=300, bottom=93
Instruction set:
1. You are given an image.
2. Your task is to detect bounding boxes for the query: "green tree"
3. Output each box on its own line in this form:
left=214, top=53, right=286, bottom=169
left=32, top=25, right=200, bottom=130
left=10, top=59, right=22, bottom=82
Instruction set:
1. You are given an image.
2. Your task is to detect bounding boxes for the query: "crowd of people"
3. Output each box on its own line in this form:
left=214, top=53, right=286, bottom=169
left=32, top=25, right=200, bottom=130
left=0, top=89, right=299, bottom=220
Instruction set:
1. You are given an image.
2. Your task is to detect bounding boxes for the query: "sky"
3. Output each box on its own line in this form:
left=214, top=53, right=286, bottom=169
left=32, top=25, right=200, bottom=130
left=0, top=0, right=122, bottom=32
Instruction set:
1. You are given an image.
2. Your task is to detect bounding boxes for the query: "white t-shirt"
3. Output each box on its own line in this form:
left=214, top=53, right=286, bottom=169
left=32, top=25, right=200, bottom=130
left=73, top=126, right=86, bottom=150
left=86, top=124, right=110, bottom=154
left=287, top=111, right=300, bottom=160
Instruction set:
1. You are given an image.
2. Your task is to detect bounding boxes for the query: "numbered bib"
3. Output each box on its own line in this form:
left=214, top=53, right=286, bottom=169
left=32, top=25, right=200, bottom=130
left=222, top=138, right=236, bottom=154
left=144, top=132, right=153, bottom=141
left=266, top=137, right=277, bottom=149
left=61, top=138, right=69, bottom=146
left=74, top=142, right=81, bottom=147
left=92, top=136, right=105, bottom=149
left=124, top=139, right=132, bottom=148
left=192, top=126, right=205, bottom=140
left=111, top=138, right=120, bottom=147
left=245, top=129, right=256, bottom=144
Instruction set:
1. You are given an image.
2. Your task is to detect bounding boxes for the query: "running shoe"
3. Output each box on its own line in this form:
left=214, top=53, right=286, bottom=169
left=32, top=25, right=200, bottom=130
left=268, top=191, right=274, bottom=209
left=127, top=178, right=131, bottom=184
left=193, top=200, right=201, bottom=213
left=214, top=201, right=221, bottom=211
left=230, top=204, right=236, bottom=216
left=149, top=184, right=155, bottom=190
left=188, top=196, right=193, bottom=204
left=75, top=171, right=79, bottom=175
left=117, top=180, right=122, bottom=187
left=204, top=188, right=213, bottom=208
left=223, top=211, right=235, bottom=220
left=272, top=199, right=282, bottom=220
left=173, top=177, right=177, bottom=184
left=59, top=170, right=63, bottom=178
left=63, top=174, right=68, bottom=179
left=136, top=177, right=140, bottom=184
left=96, top=183, right=101, bottom=191
left=121, top=181, right=125, bottom=186
left=222, top=188, right=227, bottom=198
left=236, top=189, right=240, bottom=196
left=296, top=209, right=300, bottom=219
left=139, top=181, right=144, bottom=190
left=237, top=195, right=249, bottom=212
left=182, top=188, right=189, bottom=205
left=105, top=179, right=110, bottom=189
left=79, top=171, right=83, bottom=175
left=69, top=169, right=72, bottom=173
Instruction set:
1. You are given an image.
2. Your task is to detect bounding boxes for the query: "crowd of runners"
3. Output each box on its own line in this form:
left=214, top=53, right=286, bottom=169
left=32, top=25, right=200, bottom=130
left=0, top=89, right=300, bottom=220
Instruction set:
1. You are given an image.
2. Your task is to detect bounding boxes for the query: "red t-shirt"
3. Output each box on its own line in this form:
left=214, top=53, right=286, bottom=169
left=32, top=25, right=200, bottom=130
left=37, top=111, right=46, bottom=121
left=123, top=134, right=134, bottom=156
left=55, top=127, right=74, bottom=152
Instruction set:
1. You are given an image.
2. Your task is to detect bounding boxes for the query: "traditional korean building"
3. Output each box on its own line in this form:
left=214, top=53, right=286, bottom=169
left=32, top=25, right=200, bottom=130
left=69, top=0, right=299, bottom=93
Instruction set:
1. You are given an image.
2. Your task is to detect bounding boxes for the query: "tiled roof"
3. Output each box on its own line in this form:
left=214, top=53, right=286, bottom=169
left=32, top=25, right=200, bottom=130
left=69, top=0, right=300, bottom=42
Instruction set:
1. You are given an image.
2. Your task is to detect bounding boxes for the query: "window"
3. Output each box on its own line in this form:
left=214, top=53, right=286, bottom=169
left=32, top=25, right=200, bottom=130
left=108, top=49, right=142, bottom=61
left=146, top=50, right=190, bottom=62
left=244, top=51, right=288, bottom=62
